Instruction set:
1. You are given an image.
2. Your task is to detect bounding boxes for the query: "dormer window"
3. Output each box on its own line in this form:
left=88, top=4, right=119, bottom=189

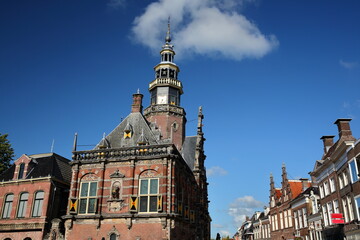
left=124, top=123, right=133, bottom=139
left=18, top=163, right=25, bottom=179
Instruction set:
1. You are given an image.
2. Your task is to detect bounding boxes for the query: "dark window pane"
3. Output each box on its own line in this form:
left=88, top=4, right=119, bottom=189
left=79, top=199, right=87, bottom=214
left=89, top=182, right=97, bottom=196
left=139, top=196, right=148, bottom=212
left=81, top=183, right=89, bottom=197
left=150, top=179, right=158, bottom=194
left=140, top=180, right=148, bottom=195
left=149, top=196, right=157, bottom=212
left=18, top=163, right=25, bottom=179
left=110, top=233, right=116, bottom=240
left=88, top=198, right=96, bottom=213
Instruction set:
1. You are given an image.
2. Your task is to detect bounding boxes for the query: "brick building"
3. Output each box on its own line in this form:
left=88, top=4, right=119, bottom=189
left=269, top=165, right=311, bottom=240
left=63, top=25, right=210, bottom=240
left=0, top=153, right=71, bottom=240
left=310, top=119, right=360, bottom=239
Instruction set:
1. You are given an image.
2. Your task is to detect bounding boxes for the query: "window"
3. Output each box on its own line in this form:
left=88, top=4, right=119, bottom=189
left=79, top=182, right=97, bottom=214
left=322, top=205, right=329, bottom=226
left=333, top=199, right=339, bottom=214
left=342, top=197, right=349, bottom=222
left=319, top=185, right=324, bottom=199
left=288, top=210, right=293, bottom=227
left=338, top=174, right=344, bottom=189
left=17, top=192, right=29, bottom=218
left=294, top=211, right=298, bottom=229
left=329, top=178, right=335, bottom=193
left=32, top=191, right=44, bottom=217
left=349, top=160, right=359, bottom=183
left=324, top=181, right=330, bottom=196
left=327, top=202, right=333, bottom=225
left=284, top=210, right=288, bottom=228
left=139, top=178, right=159, bottom=212
left=343, top=170, right=349, bottom=186
left=348, top=195, right=354, bottom=221
left=303, top=208, right=308, bottom=227
left=18, top=163, right=25, bottom=179
left=110, top=233, right=116, bottom=240
left=298, top=210, right=303, bottom=229
left=355, top=196, right=360, bottom=219
left=2, top=194, right=14, bottom=218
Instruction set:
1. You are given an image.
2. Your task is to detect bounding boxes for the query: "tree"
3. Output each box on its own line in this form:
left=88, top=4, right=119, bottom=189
left=0, top=133, right=14, bottom=174
left=216, top=233, right=221, bottom=240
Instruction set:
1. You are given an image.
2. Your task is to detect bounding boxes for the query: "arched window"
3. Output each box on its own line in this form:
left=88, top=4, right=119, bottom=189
left=79, top=181, right=97, bottom=214
left=17, top=192, right=29, bottom=218
left=4, top=238, right=12, bottom=240
left=32, top=191, right=44, bottom=217
left=2, top=194, right=14, bottom=218
left=110, top=233, right=116, bottom=240
left=23, top=238, right=32, bottom=240
left=18, top=163, right=25, bottom=179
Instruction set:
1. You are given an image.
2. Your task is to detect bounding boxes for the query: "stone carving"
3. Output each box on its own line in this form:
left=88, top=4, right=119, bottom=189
left=110, top=169, right=125, bottom=178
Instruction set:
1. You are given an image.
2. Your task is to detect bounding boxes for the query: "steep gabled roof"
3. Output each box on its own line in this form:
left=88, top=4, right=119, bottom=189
left=275, top=189, right=282, bottom=199
left=95, top=112, right=159, bottom=149
left=181, top=136, right=197, bottom=170
left=289, top=180, right=311, bottom=199
left=0, top=153, right=71, bottom=183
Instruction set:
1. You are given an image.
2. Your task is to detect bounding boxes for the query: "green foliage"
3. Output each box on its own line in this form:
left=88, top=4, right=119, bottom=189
left=0, top=133, right=14, bottom=174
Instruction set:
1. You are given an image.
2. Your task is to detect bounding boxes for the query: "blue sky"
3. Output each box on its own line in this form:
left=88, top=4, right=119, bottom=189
left=1, top=0, right=360, bottom=237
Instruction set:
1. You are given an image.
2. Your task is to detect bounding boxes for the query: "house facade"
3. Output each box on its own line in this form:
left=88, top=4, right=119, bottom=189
left=310, top=119, right=360, bottom=240
left=63, top=25, right=210, bottom=240
left=0, top=153, right=71, bottom=240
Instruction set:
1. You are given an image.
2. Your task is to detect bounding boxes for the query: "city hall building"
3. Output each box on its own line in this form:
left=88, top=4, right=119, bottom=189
left=63, top=26, right=211, bottom=240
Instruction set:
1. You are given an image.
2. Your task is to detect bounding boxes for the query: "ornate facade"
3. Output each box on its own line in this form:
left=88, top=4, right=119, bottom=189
left=63, top=24, right=210, bottom=240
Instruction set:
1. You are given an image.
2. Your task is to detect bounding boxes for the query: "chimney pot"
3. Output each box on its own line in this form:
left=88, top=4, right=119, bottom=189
left=334, top=118, right=352, bottom=138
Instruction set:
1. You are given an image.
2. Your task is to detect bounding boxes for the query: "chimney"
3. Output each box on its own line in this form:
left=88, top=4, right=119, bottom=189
left=334, top=118, right=352, bottom=138
left=320, top=135, right=335, bottom=154
left=131, top=93, right=143, bottom=113
left=299, top=178, right=309, bottom=191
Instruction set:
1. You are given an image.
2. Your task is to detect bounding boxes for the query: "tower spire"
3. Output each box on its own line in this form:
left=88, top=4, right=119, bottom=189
left=165, top=16, right=171, bottom=44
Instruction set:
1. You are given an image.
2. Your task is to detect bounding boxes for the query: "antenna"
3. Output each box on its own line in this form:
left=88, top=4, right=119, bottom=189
left=50, top=139, right=55, bottom=153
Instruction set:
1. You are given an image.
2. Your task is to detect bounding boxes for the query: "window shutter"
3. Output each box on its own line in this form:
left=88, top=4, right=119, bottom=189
left=157, top=195, right=163, bottom=212
left=129, top=196, right=138, bottom=212
left=178, top=201, right=183, bottom=216
left=69, top=198, right=78, bottom=214
left=184, top=206, right=189, bottom=220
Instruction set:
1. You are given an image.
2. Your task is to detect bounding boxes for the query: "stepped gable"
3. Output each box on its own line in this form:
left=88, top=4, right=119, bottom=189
left=95, top=112, right=159, bottom=149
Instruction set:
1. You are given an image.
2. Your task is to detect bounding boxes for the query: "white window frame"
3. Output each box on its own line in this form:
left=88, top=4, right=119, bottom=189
left=354, top=195, right=360, bottom=219
left=32, top=191, right=44, bottom=217
left=349, top=159, right=359, bottom=183
left=324, top=181, right=330, bottom=196
left=288, top=209, right=293, bottom=227
left=303, top=208, right=308, bottom=228
left=322, top=205, right=329, bottom=226
left=342, top=197, right=349, bottom=222
left=347, top=195, right=354, bottom=221
left=343, top=170, right=349, bottom=186
left=79, top=181, right=98, bottom=214
left=327, top=202, right=333, bottom=225
left=319, top=185, right=324, bottom=199
left=329, top=177, right=336, bottom=193
left=139, top=178, right=159, bottom=213
left=338, top=174, right=344, bottom=189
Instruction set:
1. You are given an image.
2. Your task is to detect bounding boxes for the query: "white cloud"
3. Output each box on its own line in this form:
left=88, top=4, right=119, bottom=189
left=339, top=59, right=359, bottom=69
left=207, top=166, right=228, bottom=177
left=228, top=196, right=265, bottom=226
left=131, top=0, right=278, bottom=60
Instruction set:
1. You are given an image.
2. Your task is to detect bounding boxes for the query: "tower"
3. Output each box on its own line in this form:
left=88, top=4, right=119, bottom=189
left=144, top=20, right=186, bottom=150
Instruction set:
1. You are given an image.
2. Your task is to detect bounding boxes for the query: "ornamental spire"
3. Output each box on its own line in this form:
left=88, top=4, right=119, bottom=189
left=165, top=16, right=171, bottom=44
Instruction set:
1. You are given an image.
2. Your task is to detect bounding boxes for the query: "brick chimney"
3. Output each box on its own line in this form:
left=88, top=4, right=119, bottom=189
left=299, top=178, right=309, bottom=191
left=320, top=135, right=335, bottom=154
left=334, top=118, right=352, bottom=138
left=131, top=93, right=143, bottom=113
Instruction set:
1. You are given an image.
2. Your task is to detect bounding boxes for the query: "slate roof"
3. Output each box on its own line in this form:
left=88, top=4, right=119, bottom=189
left=95, top=112, right=160, bottom=149
left=0, top=153, right=71, bottom=183
left=181, top=136, right=197, bottom=170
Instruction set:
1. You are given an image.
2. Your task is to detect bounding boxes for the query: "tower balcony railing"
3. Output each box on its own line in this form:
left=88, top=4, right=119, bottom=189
left=149, top=78, right=182, bottom=91
left=72, top=144, right=177, bottom=162
left=143, top=104, right=185, bottom=116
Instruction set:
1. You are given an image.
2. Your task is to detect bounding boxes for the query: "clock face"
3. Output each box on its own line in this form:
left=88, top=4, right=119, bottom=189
left=157, top=95, right=167, bottom=104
